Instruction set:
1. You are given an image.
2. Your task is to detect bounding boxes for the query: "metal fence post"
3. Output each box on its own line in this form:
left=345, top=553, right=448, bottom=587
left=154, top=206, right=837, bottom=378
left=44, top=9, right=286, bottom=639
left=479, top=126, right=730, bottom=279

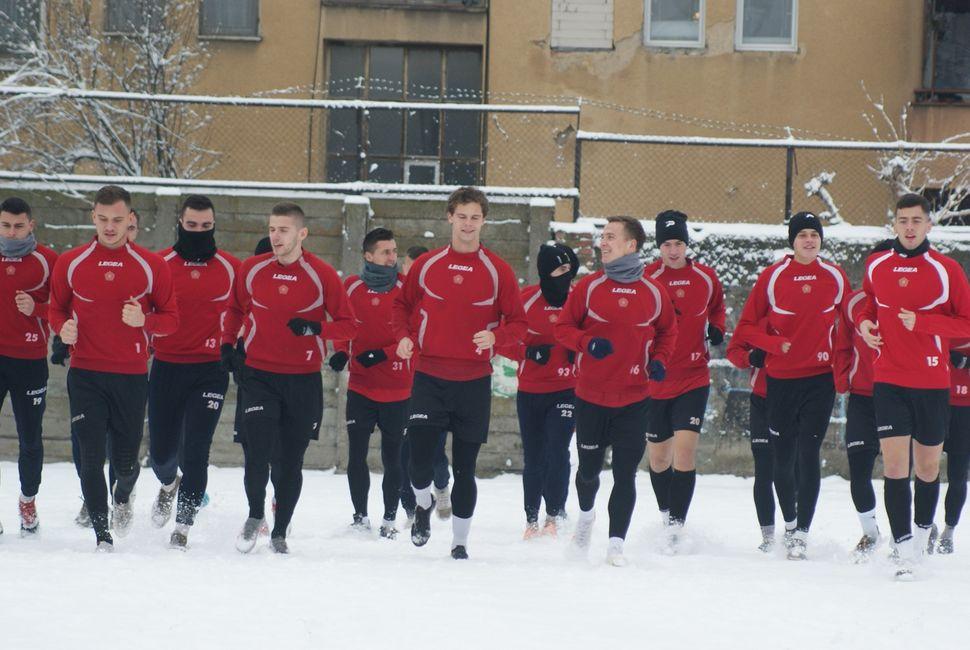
left=784, top=146, right=795, bottom=222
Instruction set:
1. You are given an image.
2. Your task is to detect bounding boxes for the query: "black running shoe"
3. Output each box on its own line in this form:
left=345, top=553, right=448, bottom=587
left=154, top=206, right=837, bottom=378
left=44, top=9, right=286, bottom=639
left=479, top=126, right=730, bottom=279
left=411, top=498, right=435, bottom=547
left=271, top=536, right=289, bottom=554
left=451, top=545, right=468, bottom=560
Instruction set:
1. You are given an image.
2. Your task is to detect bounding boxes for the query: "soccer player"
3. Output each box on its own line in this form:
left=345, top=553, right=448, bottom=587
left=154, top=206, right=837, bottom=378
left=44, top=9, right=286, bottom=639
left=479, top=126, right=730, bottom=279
left=222, top=202, right=356, bottom=554
left=330, top=227, right=411, bottom=538
left=398, top=244, right=453, bottom=525
left=497, top=243, right=579, bottom=539
left=735, top=211, right=848, bottom=560
left=858, top=194, right=970, bottom=578
left=833, top=241, right=891, bottom=561
left=644, top=211, right=725, bottom=547
left=555, top=216, right=677, bottom=566
left=0, top=197, right=58, bottom=536
left=941, top=342, right=970, bottom=553
left=148, top=195, right=240, bottom=548
left=726, top=321, right=797, bottom=552
left=49, top=185, right=179, bottom=550
left=391, top=187, right=527, bottom=559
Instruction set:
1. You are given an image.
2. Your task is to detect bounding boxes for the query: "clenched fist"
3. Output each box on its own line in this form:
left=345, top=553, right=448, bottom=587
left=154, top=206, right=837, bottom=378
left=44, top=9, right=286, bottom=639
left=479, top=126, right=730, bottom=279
left=14, top=290, right=35, bottom=316
left=60, top=319, right=78, bottom=345
left=122, top=297, right=146, bottom=328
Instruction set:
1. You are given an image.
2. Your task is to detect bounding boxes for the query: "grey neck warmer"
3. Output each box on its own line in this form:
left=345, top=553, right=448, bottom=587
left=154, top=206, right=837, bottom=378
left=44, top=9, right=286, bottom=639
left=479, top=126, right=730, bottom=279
left=603, top=252, right=644, bottom=284
left=361, top=261, right=398, bottom=293
left=0, top=232, right=37, bottom=259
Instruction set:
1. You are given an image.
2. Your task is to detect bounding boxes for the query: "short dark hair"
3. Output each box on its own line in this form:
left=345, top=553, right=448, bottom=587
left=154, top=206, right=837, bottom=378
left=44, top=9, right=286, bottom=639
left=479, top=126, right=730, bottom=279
left=896, top=193, right=931, bottom=216
left=271, top=202, right=305, bottom=226
left=606, top=216, right=647, bottom=251
left=447, top=186, right=488, bottom=218
left=0, top=197, right=31, bottom=217
left=363, top=227, right=394, bottom=254
left=94, top=185, right=131, bottom=209
left=180, top=194, right=215, bottom=218
left=406, top=245, right=428, bottom=260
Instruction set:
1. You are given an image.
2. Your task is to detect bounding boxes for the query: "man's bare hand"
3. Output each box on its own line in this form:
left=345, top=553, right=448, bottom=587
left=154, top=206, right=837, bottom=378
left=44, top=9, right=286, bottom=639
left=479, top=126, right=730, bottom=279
left=60, top=319, right=78, bottom=345
left=472, top=330, right=496, bottom=351
left=898, top=308, right=916, bottom=332
left=14, top=290, right=35, bottom=316
left=860, top=319, right=882, bottom=349
left=396, top=337, right=414, bottom=360
left=122, top=297, right=146, bottom=328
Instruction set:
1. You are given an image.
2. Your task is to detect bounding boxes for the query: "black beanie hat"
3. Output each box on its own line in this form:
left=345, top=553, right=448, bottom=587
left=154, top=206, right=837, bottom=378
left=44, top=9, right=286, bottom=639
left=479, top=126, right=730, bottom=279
left=788, top=211, right=823, bottom=247
left=254, top=236, right=272, bottom=256
left=655, top=210, right=689, bottom=246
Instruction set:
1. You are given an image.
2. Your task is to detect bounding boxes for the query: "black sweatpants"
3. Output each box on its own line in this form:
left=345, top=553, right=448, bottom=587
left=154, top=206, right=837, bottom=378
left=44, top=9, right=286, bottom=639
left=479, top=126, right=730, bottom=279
left=408, top=425, right=480, bottom=519
left=0, top=355, right=48, bottom=498
left=67, top=368, right=148, bottom=536
left=767, top=372, right=835, bottom=533
left=241, top=368, right=322, bottom=539
left=148, top=360, right=228, bottom=526
left=345, top=390, right=406, bottom=520
left=516, top=389, right=575, bottom=520
left=399, top=430, right=450, bottom=513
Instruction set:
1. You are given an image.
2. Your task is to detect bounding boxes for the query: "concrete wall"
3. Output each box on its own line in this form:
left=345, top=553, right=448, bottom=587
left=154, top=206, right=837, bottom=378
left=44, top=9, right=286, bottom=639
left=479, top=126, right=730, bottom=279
left=0, top=183, right=552, bottom=478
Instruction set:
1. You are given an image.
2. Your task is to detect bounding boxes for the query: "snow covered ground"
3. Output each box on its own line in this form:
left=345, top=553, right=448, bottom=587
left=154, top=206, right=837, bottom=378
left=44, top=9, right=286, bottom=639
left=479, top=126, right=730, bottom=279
left=1, top=461, right=968, bottom=650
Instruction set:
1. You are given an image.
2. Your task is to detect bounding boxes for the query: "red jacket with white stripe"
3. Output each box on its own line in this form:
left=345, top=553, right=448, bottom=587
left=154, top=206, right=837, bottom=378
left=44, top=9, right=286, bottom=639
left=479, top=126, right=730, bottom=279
left=726, top=328, right=767, bottom=399
left=153, top=248, right=240, bottom=364
left=950, top=340, right=970, bottom=407
left=221, top=251, right=357, bottom=375
left=391, top=245, right=527, bottom=382
left=734, top=255, right=848, bottom=380
left=496, top=284, right=576, bottom=394
left=861, top=245, right=970, bottom=390
left=0, top=245, right=58, bottom=360
left=335, top=274, right=414, bottom=402
left=644, top=259, right=726, bottom=399
left=833, top=289, right=876, bottom=397
left=49, top=239, right=178, bottom=374
left=554, top=270, right=678, bottom=408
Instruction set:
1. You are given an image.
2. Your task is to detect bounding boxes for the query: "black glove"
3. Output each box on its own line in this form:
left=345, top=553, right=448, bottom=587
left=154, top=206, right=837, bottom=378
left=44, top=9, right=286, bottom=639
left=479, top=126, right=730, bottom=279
left=707, top=324, right=724, bottom=346
left=749, top=348, right=766, bottom=368
left=221, top=343, right=246, bottom=383
left=328, top=351, right=349, bottom=372
left=648, top=359, right=666, bottom=381
left=587, top=338, right=613, bottom=359
left=356, top=349, right=387, bottom=368
left=526, top=344, right=553, bottom=365
left=566, top=350, right=576, bottom=364
left=287, top=318, right=322, bottom=337
left=50, top=335, right=70, bottom=366
left=951, top=351, right=969, bottom=370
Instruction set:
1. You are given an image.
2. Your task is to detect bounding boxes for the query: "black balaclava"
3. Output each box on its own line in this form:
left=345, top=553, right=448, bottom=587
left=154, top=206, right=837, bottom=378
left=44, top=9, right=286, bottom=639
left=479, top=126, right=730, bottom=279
left=537, top=243, right=579, bottom=307
left=173, top=222, right=217, bottom=262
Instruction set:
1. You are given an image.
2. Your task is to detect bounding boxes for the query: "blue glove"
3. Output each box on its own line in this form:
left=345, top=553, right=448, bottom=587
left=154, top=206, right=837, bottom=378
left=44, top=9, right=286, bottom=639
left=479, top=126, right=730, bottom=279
left=587, top=338, right=613, bottom=359
left=648, top=360, right=666, bottom=381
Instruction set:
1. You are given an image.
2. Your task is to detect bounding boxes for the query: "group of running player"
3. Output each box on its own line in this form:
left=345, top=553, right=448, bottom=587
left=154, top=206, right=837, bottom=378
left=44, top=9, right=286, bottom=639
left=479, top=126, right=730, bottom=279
left=0, top=184, right=966, bottom=579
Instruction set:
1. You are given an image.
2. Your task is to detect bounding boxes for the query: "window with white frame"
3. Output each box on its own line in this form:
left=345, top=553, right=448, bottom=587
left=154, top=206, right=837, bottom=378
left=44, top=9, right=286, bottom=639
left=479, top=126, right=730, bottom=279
left=736, top=0, right=797, bottom=51
left=200, top=0, right=259, bottom=38
left=645, top=0, right=704, bottom=48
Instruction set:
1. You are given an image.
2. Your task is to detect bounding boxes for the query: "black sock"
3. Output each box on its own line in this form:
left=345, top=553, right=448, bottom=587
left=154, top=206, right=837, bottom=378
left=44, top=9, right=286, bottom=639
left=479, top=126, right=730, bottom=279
left=914, top=476, right=941, bottom=529
left=668, top=469, right=697, bottom=524
left=649, top=466, right=673, bottom=513
left=847, top=451, right=877, bottom=513
left=884, top=477, right=912, bottom=543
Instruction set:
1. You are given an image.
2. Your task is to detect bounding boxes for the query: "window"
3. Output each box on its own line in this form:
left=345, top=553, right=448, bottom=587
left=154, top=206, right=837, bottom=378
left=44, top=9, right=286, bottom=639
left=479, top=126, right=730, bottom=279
left=325, top=43, right=484, bottom=185
left=200, top=0, right=259, bottom=38
left=322, top=0, right=487, bottom=10
left=919, top=1, right=970, bottom=102
left=645, top=0, right=703, bottom=48
left=105, top=0, right=164, bottom=34
left=551, top=0, right=613, bottom=50
left=736, top=0, right=797, bottom=52
left=0, top=0, right=41, bottom=53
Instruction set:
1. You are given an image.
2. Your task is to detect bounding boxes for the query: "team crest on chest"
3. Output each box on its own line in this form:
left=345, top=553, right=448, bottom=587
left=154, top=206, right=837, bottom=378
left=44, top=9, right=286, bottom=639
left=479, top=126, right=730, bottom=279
left=5, top=266, right=14, bottom=276
left=549, top=313, right=558, bottom=323
left=899, top=277, right=909, bottom=287
left=675, top=288, right=685, bottom=298
left=802, top=284, right=811, bottom=294
left=190, top=269, right=201, bottom=280
left=371, top=297, right=380, bottom=306
left=278, top=284, right=289, bottom=295
left=618, top=297, right=629, bottom=308
left=104, top=271, right=115, bottom=282
left=453, top=274, right=464, bottom=285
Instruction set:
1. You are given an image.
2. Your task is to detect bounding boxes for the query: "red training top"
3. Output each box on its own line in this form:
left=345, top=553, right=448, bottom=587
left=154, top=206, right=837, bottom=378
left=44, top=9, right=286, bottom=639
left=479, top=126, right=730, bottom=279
left=833, top=289, right=876, bottom=397
left=0, top=244, right=58, bottom=360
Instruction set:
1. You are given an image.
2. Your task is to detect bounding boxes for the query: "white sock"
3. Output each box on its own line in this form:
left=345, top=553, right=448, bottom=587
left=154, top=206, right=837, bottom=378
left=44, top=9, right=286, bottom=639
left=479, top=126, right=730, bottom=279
left=452, top=515, right=472, bottom=548
left=19, top=494, right=35, bottom=503
left=857, top=507, right=879, bottom=538
left=784, top=519, right=797, bottom=532
left=607, top=537, right=624, bottom=554
left=414, top=484, right=433, bottom=510
left=578, top=508, right=595, bottom=523
left=175, top=523, right=190, bottom=535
